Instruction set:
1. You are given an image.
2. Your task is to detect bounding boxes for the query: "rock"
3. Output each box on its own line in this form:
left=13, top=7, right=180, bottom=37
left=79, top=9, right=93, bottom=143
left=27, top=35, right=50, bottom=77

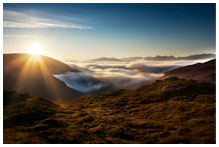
left=165, top=77, right=179, bottom=81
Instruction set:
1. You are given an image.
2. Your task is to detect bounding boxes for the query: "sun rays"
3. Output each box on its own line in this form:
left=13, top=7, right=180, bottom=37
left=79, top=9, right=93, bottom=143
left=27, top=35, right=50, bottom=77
left=14, top=54, right=62, bottom=98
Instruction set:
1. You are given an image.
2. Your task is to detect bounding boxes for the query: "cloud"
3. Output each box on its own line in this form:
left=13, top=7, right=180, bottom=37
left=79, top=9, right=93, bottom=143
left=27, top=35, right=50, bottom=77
left=128, top=63, right=179, bottom=73
left=87, top=64, right=127, bottom=70
left=3, top=35, right=40, bottom=38
left=54, top=58, right=214, bottom=93
left=3, top=10, right=92, bottom=29
left=86, top=62, right=179, bottom=74
left=54, top=72, right=106, bottom=93
left=54, top=61, right=168, bottom=92
left=54, top=69, right=156, bottom=92
left=95, top=73, right=158, bottom=89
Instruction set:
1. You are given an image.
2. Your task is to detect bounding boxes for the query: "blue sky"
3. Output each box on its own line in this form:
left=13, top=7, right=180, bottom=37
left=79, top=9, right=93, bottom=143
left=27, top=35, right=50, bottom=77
left=3, top=3, right=216, bottom=60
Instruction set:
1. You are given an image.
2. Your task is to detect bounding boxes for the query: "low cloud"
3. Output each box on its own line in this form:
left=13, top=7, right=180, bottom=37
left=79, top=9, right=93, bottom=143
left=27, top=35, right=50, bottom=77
left=54, top=72, right=106, bottom=93
left=128, top=63, right=179, bottom=73
left=53, top=58, right=213, bottom=93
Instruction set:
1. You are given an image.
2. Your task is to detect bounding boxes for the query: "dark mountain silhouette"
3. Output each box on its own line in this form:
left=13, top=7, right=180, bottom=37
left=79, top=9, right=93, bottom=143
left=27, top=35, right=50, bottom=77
left=3, top=53, right=82, bottom=99
left=145, top=55, right=176, bottom=61
left=161, top=59, right=216, bottom=83
left=92, top=57, right=124, bottom=62
left=90, top=53, right=215, bottom=62
left=178, top=54, right=216, bottom=60
left=121, top=57, right=143, bottom=61
left=4, top=78, right=215, bottom=143
left=144, top=53, right=215, bottom=61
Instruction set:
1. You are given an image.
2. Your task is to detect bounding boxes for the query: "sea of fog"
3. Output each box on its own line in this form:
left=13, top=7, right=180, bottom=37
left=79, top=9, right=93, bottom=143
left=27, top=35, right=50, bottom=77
left=53, top=58, right=212, bottom=93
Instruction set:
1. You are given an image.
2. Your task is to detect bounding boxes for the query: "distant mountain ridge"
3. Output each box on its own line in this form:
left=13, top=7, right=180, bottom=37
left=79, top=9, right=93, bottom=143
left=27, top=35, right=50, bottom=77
left=161, top=59, right=216, bottom=83
left=144, top=53, right=216, bottom=61
left=90, top=53, right=215, bottom=62
left=92, top=57, right=124, bottom=62
left=3, top=53, right=82, bottom=99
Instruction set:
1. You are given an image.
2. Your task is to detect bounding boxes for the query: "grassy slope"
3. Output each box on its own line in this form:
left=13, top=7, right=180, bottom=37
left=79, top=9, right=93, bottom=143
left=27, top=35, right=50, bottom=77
left=3, top=78, right=215, bottom=144
left=3, top=53, right=81, bottom=99
left=162, top=59, right=216, bottom=83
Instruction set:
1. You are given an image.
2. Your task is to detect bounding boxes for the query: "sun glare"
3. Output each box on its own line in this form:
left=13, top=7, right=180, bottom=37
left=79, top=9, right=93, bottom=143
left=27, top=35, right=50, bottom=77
left=28, top=43, right=42, bottom=55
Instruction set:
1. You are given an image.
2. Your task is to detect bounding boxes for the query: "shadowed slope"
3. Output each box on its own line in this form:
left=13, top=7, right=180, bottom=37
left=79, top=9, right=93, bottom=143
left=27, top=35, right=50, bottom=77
left=3, top=53, right=82, bottom=99
left=161, top=59, right=216, bottom=83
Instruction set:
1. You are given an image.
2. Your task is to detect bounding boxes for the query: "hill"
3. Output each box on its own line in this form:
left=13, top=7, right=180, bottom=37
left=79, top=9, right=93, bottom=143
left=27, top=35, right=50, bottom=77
left=161, top=59, right=216, bottom=83
left=3, top=53, right=82, bottom=99
left=4, top=78, right=215, bottom=143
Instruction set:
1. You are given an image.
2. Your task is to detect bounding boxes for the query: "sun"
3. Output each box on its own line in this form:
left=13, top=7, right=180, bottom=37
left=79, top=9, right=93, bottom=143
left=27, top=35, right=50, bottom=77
left=28, top=43, right=42, bottom=55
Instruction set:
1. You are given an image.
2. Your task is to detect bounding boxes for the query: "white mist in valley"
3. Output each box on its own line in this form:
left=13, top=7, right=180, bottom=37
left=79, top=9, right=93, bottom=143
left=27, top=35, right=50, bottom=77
left=54, top=56, right=214, bottom=93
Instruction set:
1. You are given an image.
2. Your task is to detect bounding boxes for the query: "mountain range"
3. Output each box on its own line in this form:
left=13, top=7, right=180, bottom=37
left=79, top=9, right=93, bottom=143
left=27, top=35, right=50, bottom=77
left=89, top=53, right=215, bottom=62
left=144, top=53, right=216, bottom=61
left=92, top=57, right=124, bottom=62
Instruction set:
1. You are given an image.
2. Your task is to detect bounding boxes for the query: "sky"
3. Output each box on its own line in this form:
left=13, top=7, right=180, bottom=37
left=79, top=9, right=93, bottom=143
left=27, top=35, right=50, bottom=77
left=3, top=3, right=216, bottom=60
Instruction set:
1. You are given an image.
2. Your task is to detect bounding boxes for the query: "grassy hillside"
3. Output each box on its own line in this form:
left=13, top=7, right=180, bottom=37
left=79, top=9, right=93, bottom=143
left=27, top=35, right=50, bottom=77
left=162, top=59, right=216, bottom=83
left=3, top=53, right=81, bottom=99
left=3, top=78, right=215, bottom=143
